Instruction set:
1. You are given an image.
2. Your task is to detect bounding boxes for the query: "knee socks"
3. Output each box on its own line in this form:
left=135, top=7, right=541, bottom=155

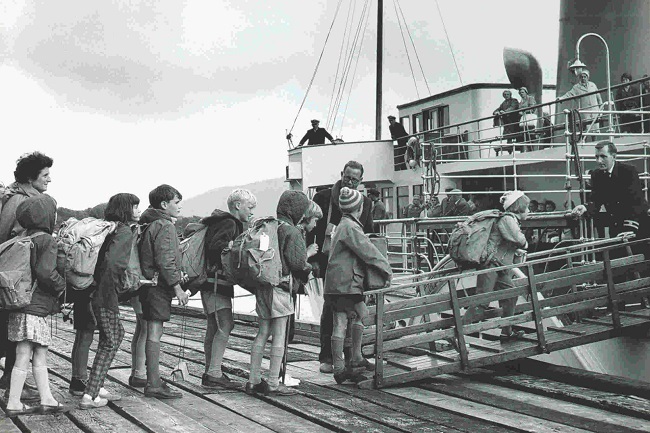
left=207, top=331, right=229, bottom=378
left=249, top=341, right=265, bottom=385
left=331, top=337, right=345, bottom=372
left=267, top=346, right=284, bottom=389
left=145, top=341, right=161, bottom=388
left=33, top=365, right=54, bottom=404
left=351, top=323, right=364, bottom=362
left=7, top=367, right=27, bottom=407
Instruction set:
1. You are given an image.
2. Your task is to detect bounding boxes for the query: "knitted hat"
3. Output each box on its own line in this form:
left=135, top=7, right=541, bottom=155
left=500, top=190, right=525, bottom=211
left=339, top=187, right=363, bottom=213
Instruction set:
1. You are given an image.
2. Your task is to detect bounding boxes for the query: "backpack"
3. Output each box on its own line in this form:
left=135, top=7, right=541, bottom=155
left=179, top=222, right=208, bottom=292
left=221, top=217, right=283, bottom=294
left=56, top=217, right=117, bottom=290
left=118, top=224, right=147, bottom=298
left=448, top=210, right=506, bottom=269
left=0, top=232, right=46, bottom=309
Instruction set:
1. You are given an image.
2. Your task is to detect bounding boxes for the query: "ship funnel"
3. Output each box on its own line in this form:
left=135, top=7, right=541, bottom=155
left=503, top=47, right=543, bottom=115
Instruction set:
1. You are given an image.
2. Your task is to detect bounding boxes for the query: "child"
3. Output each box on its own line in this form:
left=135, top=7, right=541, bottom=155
left=68, top=284, right=97, bottom=396
left=6, top=194, right=66, bottom=415
left=325, top=187, right=392, bottom=384
left=245, top=190, right=311, bottom=396
left=201, top=189, right=256, bottom=389
left=79, top=193, right=141, bottom=409
left=463, top=190, right=529, bottom=340
left=139, top=184, right=189, bottom=399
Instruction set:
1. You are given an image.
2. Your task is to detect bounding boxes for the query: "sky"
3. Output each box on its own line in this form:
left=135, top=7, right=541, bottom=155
left=0, top=0, right=560, bottom=209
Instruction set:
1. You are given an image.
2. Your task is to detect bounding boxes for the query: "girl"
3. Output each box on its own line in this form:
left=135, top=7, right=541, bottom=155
left=463, top=190, right=529, bottom=341
left=80, top=193, right=141, bottom=408
left=6, top=195, right=65, bottom=415
left=245, top=191, right=311, bottom=396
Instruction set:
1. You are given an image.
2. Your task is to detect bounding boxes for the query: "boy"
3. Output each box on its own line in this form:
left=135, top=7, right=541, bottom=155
left=325, top=187, right=392, bottom=384
left=200, top=189, right=256, bottom=388
left=139, top=184, right=189, bottom=399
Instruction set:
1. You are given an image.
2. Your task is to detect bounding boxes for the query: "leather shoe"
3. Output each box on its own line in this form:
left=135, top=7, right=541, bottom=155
left=128, top=376, right=147, bottom=388
left=202, top=373, right=240, bottom=390
left=244, top=379, right=269, bottom=396
left=319, top=362, right=333, bottom=374
left=144, top=383, right=182, bottom=399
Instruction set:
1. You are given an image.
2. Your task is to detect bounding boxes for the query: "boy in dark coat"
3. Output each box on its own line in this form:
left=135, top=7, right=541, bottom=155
left=138, top=184, right=189, bottom=399
left=200, top=189, right=256, bottom=389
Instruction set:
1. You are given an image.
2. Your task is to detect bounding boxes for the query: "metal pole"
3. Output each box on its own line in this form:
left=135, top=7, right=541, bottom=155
left=375, top=0, right=383, bottom=140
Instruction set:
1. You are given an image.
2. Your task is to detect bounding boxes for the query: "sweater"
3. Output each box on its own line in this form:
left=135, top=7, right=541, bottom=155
left=276, top=190, right=312, bottom=289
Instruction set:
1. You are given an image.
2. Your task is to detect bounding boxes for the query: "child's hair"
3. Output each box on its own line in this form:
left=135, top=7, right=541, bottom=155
left=227, top=189, right=257, bottom=211
left=500, top=190, right=530, bottom=214
left=14, top=152, right=53, bottom=183
left=298, top=200, right=323, bottom=226
left=105, top=193, right=140, bottom=223
left=149, top=184, right=182, bottom=209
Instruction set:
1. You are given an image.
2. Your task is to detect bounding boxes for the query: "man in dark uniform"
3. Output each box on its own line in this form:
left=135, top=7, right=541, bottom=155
left=307, top=161, right=375, bottom=373
left=299, top=119, right=335, bottom=146
left=572, top=141, right=649, bottom=238
left=388, top=115, right=409, bottom=170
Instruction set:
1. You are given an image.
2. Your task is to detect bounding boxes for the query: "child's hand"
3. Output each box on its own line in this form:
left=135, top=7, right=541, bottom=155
left=306, top=243, right=319, bottom=258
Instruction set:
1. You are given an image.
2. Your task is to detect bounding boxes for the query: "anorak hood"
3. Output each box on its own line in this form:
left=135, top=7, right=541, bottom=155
left=201, top=209, right=240, bottom=226
left=277, top=190, right=310, bottom=226
left=16, top=194, right=57, bottom=234
left=139, top=206, right=174, bottom=225
left=2, top=182, right=40, bottom=206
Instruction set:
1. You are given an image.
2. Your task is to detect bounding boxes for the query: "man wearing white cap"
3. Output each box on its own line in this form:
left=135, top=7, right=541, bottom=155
left=299, top=119, right=335, bottom=146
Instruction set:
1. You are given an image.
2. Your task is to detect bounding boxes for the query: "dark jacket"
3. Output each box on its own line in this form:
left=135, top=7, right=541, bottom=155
left=587, top=162, right=649, bottom=231
left=299, top=127, right=334, bottom=146
left=325, top=214, right=392, bottom=295
left=0, top=182, right=41, bottom=243
left=307, top=180, right=374, bottom=274
left=389, top=122, right=409, bottom=145
left=92, top=223, right=132, bottom=312
left=277, top=190, right=312, bottom=289
left=15, top=195, right=66, bottom=317
left=198, top=209, right=243, bottom=296
left=139, top=207, right=182, bottom=289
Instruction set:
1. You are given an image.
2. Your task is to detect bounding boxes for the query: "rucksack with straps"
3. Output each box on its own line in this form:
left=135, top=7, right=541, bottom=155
left=118, top=224, right=148, bottom=298
left=448, top=210, right=509, bottom=269
left=179, top=222, right=208, bottom=293
left=56, top=217, right=117, bottom=290
left=221, top=217, right=284, bottom=294
left=0, top=232, right=46, bottom=309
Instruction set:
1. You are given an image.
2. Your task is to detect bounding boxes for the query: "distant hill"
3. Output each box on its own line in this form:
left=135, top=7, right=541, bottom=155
left=180, top=177, right=289, bottom=218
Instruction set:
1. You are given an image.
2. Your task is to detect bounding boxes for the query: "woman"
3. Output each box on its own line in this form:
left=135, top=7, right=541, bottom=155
left=615, top=73, right=640, bottom=133
left=518, top=87, right=537, bottom=150
left=79, top=193, right=141, bottom=409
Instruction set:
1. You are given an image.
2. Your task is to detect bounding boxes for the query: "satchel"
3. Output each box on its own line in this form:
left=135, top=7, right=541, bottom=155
left=519, top=112, right=538, bottom=128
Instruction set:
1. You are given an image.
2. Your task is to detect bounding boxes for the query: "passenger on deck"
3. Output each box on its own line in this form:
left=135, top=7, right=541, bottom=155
left=428, top=189, right=471, bottom=217
left=518, top=87, right=537, bottom=150
left=558, top=69, right=603, bottom=130
left=403, top=194, right=425, bottom=218
left=388, top=115, right=409, bottom=170
left=367, top=188, right=388, bottom=223
left=544, top=200, right=557, bottom=212
left=298, top=119, right=335, bottom=146
left=493, top=90, right=521, bottom=155
left=615, top=73, right=641, bottom=133
left=539, top=112, right=554, bottom=145
left=199, top=189, right=256, bottom=390
left=462, top=190, right=529, bottom=342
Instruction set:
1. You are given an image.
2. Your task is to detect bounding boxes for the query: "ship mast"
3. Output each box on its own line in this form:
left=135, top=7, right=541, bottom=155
left=375, top=0, right=383, bottom=140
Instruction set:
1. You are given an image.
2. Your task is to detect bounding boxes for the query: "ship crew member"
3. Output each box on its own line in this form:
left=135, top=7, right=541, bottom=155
left=307, top=161, right=374, bottom=373
left=572, top=141, right=649, bottom=239
left=388, top=115, right=409, bottom=169
left=299, top=119, right=335, bottom=146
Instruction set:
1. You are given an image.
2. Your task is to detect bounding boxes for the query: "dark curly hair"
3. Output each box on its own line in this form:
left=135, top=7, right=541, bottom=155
left=105, top=193, right=140, bottom=223
left=14, top=152, right=53, bottom=183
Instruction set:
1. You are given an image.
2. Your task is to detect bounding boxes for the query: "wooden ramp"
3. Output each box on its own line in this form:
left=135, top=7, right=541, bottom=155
left=358, top=237, right=650, bottom=389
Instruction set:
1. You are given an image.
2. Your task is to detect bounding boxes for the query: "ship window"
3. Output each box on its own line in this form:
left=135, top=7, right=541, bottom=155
left=423, top=105, right=450, bottom=141
left=397, top=186, right=409, bottom=218
left=412, top=113, right=423, bottom=134
left=382, top=187, right=394, bottom=218
left=412, top=184, right=423, bottom=198
left=400, top=116, right=410, bottom=133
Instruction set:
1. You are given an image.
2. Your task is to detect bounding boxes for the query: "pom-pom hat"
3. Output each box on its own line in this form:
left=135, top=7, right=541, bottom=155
left=339, top=187, right=363, bottom=213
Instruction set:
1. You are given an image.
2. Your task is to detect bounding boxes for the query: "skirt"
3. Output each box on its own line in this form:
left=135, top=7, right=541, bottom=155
left=256, top=287, right=294, bottom=320
left=8, top=313, right=51, bottom=347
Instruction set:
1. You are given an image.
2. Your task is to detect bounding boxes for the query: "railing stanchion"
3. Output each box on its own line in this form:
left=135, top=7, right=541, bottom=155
left=602, top=249, right=621, bottom=328
left=374, top=292, right=385, bottom=388
left=448, top=277, right=469, bottom=369
left=526, top=264, right=548, bottom=353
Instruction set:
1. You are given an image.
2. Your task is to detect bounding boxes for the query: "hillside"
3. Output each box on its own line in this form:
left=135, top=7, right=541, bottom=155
left=180, top=177, right=289, bottom=218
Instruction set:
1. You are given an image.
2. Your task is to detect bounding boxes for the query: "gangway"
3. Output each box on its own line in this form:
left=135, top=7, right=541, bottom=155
left=358, top=236, right=650, bottom=389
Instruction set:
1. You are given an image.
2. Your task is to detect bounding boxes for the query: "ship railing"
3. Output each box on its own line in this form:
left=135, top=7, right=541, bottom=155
left=393, top=76, right=650, bottom=169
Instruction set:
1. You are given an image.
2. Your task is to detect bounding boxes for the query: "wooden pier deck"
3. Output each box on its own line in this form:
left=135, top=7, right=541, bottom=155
left=1, top=304, right=649, bottom=433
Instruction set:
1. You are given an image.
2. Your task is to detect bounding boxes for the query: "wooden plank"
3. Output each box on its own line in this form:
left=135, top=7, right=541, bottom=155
left=421, top=375, right=650, bottom=433
left=603, top=249, right=621, bottom=328
left=526, top=264, right=546, bottom=353
left=546, top=326, right=586, bottom=336
left=374, top=292, right=385, bottom=388
left=387, top=386, right=594, bottom=433
left=463, top=336, right=503, bottom=353
left=0, top=416, right=22, bottom=433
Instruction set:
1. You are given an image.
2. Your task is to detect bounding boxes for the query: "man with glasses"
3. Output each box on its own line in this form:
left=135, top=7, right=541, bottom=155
left=307, top=161, right=375, bottom=374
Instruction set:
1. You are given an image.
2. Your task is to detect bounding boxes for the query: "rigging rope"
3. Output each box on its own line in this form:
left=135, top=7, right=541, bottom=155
left=435, top=0, right=463, bottom=86
left=287, top=0, right=344, bottom=138
left=393, top=0, right=419, bottom=98
left=326, top=0, right=355, bottom=131
left=395, top=0, right=431, bottom=95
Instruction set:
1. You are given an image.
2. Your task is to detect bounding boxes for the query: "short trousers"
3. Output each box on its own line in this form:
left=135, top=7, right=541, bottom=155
left=256, top=287, right=294, bottom=320
left=139, top=286, right=174, bottom=322
left=201, top=290, right=232, bottom=315
left=8, top=313, right=51, bottom=346
left=326, top=294, right=366, bottom=318
left=130, top=295, right=143, bottom=315
left=73, top=293, right=97, bottom=331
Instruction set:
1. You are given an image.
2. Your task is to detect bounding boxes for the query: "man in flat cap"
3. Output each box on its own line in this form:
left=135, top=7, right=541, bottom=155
left=388, top=115, right=409, bottom=169
left=299, top=119, right=335, bottom=146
